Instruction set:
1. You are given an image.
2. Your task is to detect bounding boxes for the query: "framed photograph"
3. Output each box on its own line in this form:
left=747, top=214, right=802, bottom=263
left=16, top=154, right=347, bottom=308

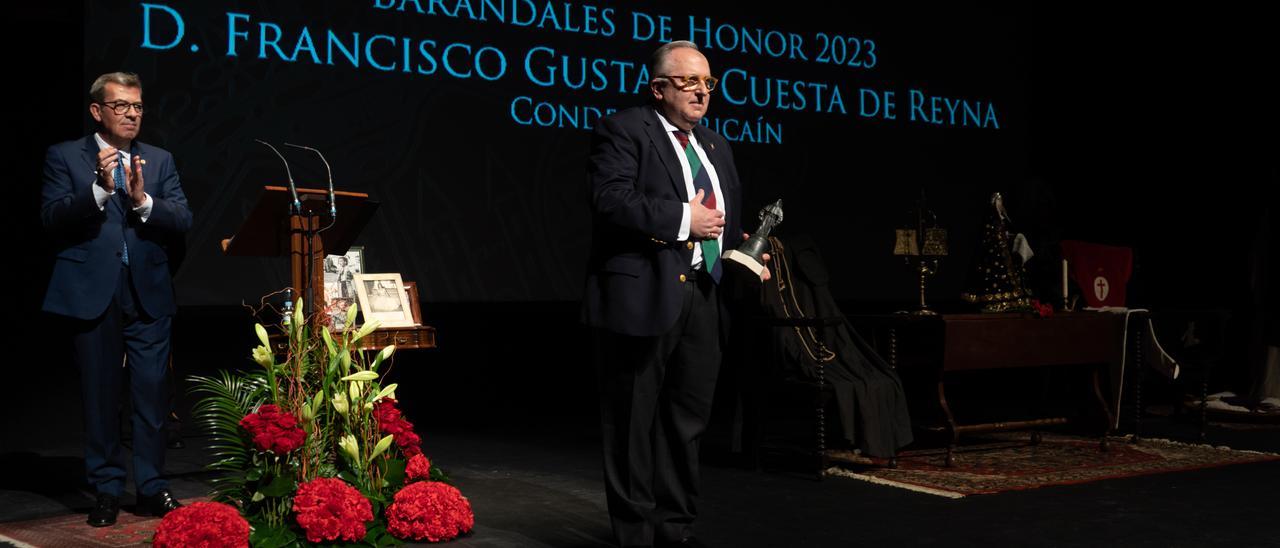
left=323, top=247, right=364, bottom=330
left=354, top=273, right=416, bottom=328
left=403, top=281, right=423, bottom=326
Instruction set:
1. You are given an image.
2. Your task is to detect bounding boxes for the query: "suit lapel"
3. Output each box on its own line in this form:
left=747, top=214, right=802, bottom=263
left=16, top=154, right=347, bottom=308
left=643, top=110, right=690, bottom=200
left=79, top=135, right=99, bottom=181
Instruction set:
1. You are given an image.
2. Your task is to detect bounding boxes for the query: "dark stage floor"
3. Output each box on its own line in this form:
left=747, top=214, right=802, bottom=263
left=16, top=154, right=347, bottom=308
left=3, top=413, right=1278, bottom=548
left=4, top=304, right=1278, bottom=547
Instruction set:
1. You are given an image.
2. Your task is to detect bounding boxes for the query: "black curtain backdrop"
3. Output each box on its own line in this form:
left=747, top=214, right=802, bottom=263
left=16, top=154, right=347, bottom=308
left=10, top=5, right=1274, bottom=409
left=62, top=1, right=1031, bottom=306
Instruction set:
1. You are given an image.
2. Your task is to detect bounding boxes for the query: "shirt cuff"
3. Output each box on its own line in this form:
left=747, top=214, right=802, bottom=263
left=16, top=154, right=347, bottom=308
left=678, top=203, right=691, bottom=241
left=92, top=182, right=113, bottom=210
left=133, top=193, right=154, bottom=222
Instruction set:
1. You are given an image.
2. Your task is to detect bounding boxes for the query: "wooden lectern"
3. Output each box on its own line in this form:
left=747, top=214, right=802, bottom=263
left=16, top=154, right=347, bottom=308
left=223, top=186, right=436, bottom=350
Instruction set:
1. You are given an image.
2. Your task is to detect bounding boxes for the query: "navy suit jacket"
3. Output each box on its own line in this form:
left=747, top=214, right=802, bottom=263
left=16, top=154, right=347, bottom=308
left=41, top=135, right=192, bottom=320
left=583, top=106, right=743, bottom=337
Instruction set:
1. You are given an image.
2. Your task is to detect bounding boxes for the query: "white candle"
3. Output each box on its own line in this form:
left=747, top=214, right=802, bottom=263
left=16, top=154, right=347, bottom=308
left=1062, top=259, right=1069, bottom=301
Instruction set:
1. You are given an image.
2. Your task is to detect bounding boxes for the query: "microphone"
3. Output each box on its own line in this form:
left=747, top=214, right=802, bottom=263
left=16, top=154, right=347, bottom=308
left=284, top=142, right=336, bottom=219
left=255, top=139, right=302, bottom=214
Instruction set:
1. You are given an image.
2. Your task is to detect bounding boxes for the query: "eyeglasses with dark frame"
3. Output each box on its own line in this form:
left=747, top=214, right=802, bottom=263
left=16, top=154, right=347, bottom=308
left=98, top=101, right=145, bottom=115
left=655, top=75, right=719, bottom=92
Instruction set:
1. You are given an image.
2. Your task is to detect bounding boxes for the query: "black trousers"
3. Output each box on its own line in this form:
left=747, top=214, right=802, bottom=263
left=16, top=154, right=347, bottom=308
left=595, top=270, right=721, bottom=547
left=70, top=265, right=172, bottom=497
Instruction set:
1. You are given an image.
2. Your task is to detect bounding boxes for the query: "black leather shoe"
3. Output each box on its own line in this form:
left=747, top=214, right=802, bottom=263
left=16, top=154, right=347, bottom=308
left=87, top=493, right=119, bottom=527
left=137, top=489, right=182, bottom=517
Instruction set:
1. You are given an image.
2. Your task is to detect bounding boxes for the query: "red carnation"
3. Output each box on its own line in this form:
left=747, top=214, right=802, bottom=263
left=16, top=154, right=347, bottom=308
left=406, top=454, right=433, bottom=482
left=293, top=477, right=374, bottom=543
left=239, top=404, right=306, bottom=454
left=374, top=399, right=423, bottom=456
left=153, top=501, right=249, bottom=548
left=380, top=418, right=407, bottom=436
left=397, top=430, right=423, bottom=457
left=373, top=399, right=403, bottom=425
left=387, top=481, right=474, bottom=542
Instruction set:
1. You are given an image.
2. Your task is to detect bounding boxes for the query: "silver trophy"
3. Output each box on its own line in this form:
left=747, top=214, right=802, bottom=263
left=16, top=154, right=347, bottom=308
left=724, top=199, right=783, bottom=279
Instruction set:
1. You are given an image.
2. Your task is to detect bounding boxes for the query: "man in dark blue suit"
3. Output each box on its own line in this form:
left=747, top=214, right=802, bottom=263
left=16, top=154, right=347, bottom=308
left=584, top=42, right=767, bottom=548
left=41, top=72, right=191, bottom=527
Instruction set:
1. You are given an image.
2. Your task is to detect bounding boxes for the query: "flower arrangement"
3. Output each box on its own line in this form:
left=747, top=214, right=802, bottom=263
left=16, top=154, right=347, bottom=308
left=240, top=404, right=306, bottom=454
left=386, top=482, right=474, bottom=543
left=153, top=501, right=250, bottom=548
left=171, top=301, right=474, bottom=546
left=405, top=455, right=432, bottom=483
left=374, top=398, right=423, bottom=457
left=293, top=477, right=374, bottom=543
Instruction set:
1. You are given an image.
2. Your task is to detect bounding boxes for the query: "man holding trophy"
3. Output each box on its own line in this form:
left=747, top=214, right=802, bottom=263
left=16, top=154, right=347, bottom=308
left=583, top=40, right=776, bottom=548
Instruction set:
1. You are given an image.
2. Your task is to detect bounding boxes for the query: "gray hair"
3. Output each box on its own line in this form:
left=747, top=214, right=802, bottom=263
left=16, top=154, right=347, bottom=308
left=649, top=41, right=700, bottom=77
left=89, top=72, right=142, bottom=103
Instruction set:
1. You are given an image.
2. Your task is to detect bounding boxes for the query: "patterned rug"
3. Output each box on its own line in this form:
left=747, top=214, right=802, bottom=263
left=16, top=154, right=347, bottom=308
left=0, top=512, right=160, bottom=548
left=0, top=498, right=209, bottom=548
left=825, top=434, right=1280, bottom=499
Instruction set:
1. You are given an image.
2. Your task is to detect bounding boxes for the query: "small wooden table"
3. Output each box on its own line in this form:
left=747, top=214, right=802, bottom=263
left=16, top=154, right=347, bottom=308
left=851, top=311, right=1129, bottom=466
left=270, top=325, right=437, bottom=356
left=357, top=325, right=437, bottom=351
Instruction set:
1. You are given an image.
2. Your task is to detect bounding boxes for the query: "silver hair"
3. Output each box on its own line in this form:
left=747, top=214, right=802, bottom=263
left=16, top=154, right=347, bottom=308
left=649, top=41, right=700, bottom=77
left=89, top=72, right=142, bottom=103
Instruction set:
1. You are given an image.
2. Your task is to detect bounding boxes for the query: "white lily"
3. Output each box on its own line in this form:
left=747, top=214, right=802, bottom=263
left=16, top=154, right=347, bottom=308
left=370, top=435, right=394, bottom=459
left=377, top=345, right=396, bottom=363
left=292, top=298, right=304, bottom=330
left=331, top=393, right=349, bottom=416
left=254, top=323, right=271, bottom=347
left=251, top=345, right=274, bottom=369
left=373, top=383, right=399, bottom=402
left=353, top=319, right=382, bottom=342
left=346, top=302, right=360, bottom=332
left=341, top=371, right=379, bottom=382
left=339, top=434, right=361, bottom=465
left=321, top=327, right=336, bottom=356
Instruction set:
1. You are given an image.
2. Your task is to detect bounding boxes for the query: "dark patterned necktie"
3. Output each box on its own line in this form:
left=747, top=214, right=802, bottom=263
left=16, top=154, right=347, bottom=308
left=672, top=130, right=720, bottom=283
left=115, top=152, right=129, bottom=266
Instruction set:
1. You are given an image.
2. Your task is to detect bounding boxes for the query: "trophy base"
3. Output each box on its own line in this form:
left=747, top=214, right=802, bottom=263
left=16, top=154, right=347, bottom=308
left=724, top=250, right=766, bottom=280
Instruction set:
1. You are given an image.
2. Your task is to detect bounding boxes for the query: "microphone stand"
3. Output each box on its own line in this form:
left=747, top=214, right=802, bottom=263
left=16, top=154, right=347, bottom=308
left=257, top=139, right=318, bottom=321
left=283, top=143, right=337, bottom=222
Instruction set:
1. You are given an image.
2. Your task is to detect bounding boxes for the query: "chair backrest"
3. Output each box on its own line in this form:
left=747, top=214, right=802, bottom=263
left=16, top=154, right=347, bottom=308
left=1061, top=240, right=1133, bottom=308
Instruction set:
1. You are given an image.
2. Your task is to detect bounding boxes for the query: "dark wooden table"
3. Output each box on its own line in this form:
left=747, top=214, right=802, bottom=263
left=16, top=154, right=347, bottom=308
left=357, top=325, right=437, bottom=351
left=270, top=324, right=437, bottom=354
left=850, top=311, right=1130, bottom=465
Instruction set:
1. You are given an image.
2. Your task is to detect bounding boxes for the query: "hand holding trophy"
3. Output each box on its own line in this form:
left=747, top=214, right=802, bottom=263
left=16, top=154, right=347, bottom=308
left=724, top=199, right=783, bottom=281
